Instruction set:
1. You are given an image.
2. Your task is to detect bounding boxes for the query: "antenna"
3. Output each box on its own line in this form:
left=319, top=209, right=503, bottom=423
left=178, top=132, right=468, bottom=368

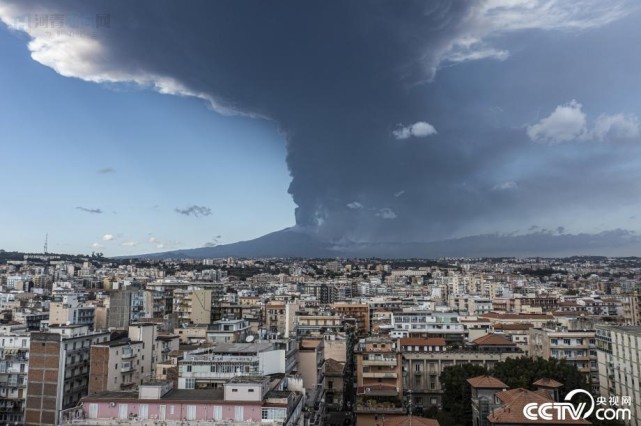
left=44, top=233, right=48, bottom=254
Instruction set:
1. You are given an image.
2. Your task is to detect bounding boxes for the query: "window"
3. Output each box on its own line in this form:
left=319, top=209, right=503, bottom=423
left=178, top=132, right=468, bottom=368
left=232, top=388, right=238, bottom=392
left=186, top=405, right=197, bottom=421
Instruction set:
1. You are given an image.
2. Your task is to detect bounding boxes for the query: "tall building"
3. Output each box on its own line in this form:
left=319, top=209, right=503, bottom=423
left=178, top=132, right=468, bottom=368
left=596, top=325, right=641, bottom=426
left=354, top=337, right=404, bottom=426
left=88, top=337, right=145, bottom=394
left=0, top=331, right=29, bottom=425
left=172, top=287, right=212, bottom=325
left=24, top=324, right=109, bottom=426
left=106, top=289, right=145, bottom=329
left=48, top=294, right=95, bottom=328
left=529, top=327, right=599, bottom=393
left=332, top=303, right=370, bottom=336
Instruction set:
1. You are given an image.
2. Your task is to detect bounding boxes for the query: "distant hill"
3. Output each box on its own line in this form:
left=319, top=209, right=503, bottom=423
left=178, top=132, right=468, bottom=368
left=125, top=227, right=641, bottom=259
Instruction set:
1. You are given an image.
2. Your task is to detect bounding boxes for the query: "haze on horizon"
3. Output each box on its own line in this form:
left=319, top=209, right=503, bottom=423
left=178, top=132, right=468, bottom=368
left=2, top=0, right=641, bottom=256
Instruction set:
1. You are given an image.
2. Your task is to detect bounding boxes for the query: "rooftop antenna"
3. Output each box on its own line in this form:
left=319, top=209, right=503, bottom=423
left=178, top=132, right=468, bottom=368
left=44, top=233, right=48, bottom=254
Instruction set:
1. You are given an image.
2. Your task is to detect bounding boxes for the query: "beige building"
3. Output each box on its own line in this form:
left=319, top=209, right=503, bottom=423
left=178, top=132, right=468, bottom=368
left=49, top=294, right=95, bottom=328
left=172, top=287, right=212, bottom=325
left=265, top=301, right=298, bottom=338
left=296, top=339, right=325, bottom=391
left=529, top=327, right=599, bottom=393
left=332, top=303, right=370, bottom=336
left=88, top=338, right=145, bottom=393
left=355, top=337, right=404, bottom=426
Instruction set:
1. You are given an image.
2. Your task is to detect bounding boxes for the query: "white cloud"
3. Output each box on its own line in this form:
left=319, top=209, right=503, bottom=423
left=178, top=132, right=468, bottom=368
left=394, top=190, right=405, bottom=197
left=376, top=208, right=398, bottom=219
left=156, top=243, right=165, bottom=249
left=102, top=234, right=114, bottom=241
left=592, top=113, right=640, bottom=141
left=0, top=3, right=242, bottom=116
left=393, top=121, right=437, bottom=140
left=148, top=236, right=157, bottom=243
left=527, top=100, right=588, bottom=143
left=527, top=100, right=640, bottom=143
left=347, top=201, right=364, bottom=209
left=91, top=242, right=104, bottom=249
left=442, top=0, right=633, bottom=64
left=492, top=181, right=518, bottom=191
left=121, top=241, right=137, bottom=247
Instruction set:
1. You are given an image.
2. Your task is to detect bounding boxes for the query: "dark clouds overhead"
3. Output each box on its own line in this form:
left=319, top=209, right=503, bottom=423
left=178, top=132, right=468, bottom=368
left=3, top=0, right=641, bottom=247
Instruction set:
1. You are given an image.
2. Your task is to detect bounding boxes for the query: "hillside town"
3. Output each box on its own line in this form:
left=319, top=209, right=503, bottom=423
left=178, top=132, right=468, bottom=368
left=0, top=252, right=639, bottom=425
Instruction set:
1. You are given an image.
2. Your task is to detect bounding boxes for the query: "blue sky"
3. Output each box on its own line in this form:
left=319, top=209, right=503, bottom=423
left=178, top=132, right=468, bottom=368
left=0, top=28, right=295, bottom=255
left=2, top=0, right=641, bottom=256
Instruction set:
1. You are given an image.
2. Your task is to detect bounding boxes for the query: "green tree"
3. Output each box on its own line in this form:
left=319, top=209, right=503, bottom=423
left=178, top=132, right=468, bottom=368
left=491, top=356, right=586, bottom=399
left=439, top=364, right=488, bottom=425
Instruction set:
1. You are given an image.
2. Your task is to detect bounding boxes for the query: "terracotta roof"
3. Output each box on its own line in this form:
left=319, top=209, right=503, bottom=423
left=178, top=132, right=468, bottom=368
left=467, top=375, right=509, bottom=389
left=324, top=358, right=345, bottom=375
left=533, top=378, right=563, bottom=388
left=386, top=417, right=440, bottom=426
left=399, top=337, right=446, bottom=347
left=472, top=333, right=515, bottom=346
left=488, top=388, right=590, bottom=424
left=552, top=310, right=591, bottom=316
left=481, top=313, right=554, bottom=320
left=492, top=323, right=533, bottom=330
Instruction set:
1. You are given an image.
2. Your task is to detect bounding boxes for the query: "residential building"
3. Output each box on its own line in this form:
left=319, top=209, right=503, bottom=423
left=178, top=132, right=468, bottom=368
left=172, top=287, right=213, bottom=325
left=529, top=327, right=599, bottom=393
left=88, top=337, right=145, bottom=394
left=0, top=332, right=29, bottom=425
left=596, top=325, right=641, bottom=426
left=355, top=337, right=404, bottom=426
left=24, top=324, right=110, bottom=426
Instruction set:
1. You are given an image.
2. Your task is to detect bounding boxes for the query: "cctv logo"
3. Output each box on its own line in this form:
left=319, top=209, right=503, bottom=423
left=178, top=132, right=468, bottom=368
left=523, top=389, right=631, bottom=421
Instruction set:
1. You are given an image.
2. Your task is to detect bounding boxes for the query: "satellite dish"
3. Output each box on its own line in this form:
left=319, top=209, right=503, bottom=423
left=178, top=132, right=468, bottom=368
left=245, top=335, right=255, bottom=343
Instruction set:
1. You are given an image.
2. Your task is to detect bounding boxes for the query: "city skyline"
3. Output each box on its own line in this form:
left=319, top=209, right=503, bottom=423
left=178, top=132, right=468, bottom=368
left=2, top=1, right=641, bottom=256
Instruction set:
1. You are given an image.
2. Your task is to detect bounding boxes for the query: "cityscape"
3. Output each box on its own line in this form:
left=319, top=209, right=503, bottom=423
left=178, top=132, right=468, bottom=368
left=0, top=253, right=639, bottom=426
left=2, top=1, right=641, bottom=426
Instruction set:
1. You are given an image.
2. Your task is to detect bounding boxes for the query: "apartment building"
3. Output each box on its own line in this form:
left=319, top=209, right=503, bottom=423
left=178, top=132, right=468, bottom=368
left=88, top=337, right=145, bottom=394
left=355, top=337, right=404, bottom=426
left=206, top=318, right=251, bottom=343
left=48, top=294, right=95, bottom=328
left=106, top=289, right=145, bottom=329
left=596, top=325, right=641, bottom=426
left=172, top=287, right=212, bottom=325
left=178, top=341, right=296, bottom=389
left=529, top=327, right=599, bottom=393
left=390, top=311, right=465, bottom=346
left=400, top=338, right=519, bottom=410
left=265, top=301, right=299, bottom=338
left=332, top=302, right=370, bottom=336
left=0, top=331, right=29, bottom=425
left=65, top=377, right=304, bottom=425
left=24, top=324, right=110, bottom=426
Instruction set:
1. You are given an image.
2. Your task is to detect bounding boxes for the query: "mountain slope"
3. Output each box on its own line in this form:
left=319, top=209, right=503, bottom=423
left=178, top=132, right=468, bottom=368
left=126, top=228, right=641, bottom=259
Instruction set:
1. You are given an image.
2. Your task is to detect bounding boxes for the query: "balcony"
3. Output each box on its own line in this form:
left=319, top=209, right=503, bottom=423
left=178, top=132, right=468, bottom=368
left=362, top=372, right=398, bottom=379
left=121, top=349, right=135, bottom=359
left=120, top=364, right=135, bottom=373
left=355, top=397, right=404, bottom=414
left=362, top=359, right=397, bottom=366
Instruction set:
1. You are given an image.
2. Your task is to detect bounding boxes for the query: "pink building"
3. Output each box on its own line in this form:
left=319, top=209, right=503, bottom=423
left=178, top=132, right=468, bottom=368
left=61, top=377, right=303, bottom=425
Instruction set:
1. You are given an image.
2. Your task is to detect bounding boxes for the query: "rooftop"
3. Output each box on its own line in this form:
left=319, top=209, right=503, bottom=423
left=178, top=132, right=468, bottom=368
left=467, top=375, right=509, bottom=389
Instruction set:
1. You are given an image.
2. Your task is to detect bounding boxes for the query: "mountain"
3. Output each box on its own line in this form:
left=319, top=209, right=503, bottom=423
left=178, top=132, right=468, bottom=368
left=125, top=227, right=641, bottom=259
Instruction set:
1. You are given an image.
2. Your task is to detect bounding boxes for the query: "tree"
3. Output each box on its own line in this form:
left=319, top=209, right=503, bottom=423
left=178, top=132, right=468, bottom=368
left=439, top=363, right=488, bottom=426
left=491, top=356, right=586, bottom=399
